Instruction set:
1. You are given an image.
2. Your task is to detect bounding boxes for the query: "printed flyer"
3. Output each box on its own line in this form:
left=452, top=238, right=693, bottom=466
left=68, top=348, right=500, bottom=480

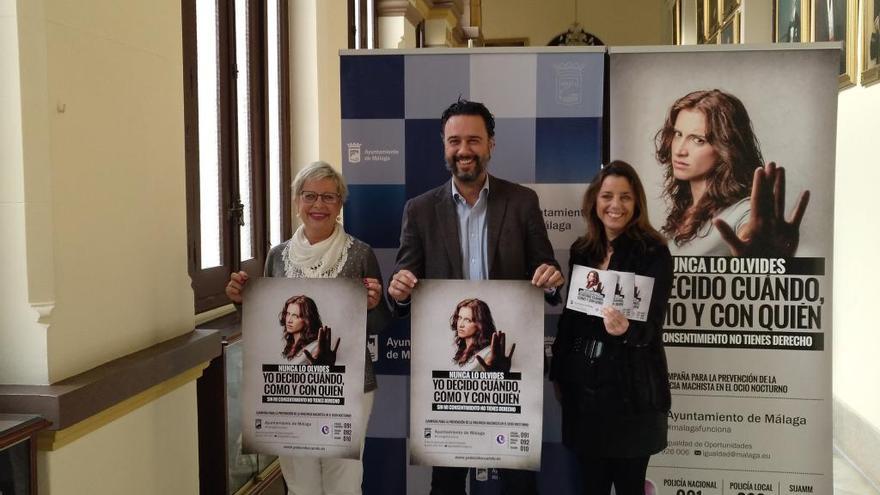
left=566, top=264, right=654, bottom=322
left=566, top=264, right=617, bottom=316
left=241, top=277, right=367, bottom=459
left=610, top=270, right=635, bottom=316
left=409, top=280, right=544, bottom=470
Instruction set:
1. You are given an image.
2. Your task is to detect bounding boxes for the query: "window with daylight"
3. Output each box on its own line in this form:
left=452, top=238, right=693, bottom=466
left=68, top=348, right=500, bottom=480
left=348, top=0, right=376, bottom=49
left=183, top=0, right=292, bottom=313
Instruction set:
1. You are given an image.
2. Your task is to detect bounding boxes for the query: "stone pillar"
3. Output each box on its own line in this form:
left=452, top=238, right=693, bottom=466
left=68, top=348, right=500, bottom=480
left=376, top=0, right=426, bottom=49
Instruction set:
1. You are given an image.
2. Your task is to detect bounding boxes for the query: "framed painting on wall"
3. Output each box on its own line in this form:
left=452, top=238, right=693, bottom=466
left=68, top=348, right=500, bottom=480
left=673, top=0, right=682, bottom=45
left=721, top=0, right=741, bottom=20
left=697, top=0, right=706, bottom=43
left=775, top=0, right=811, bottom=42
left=862, top=0, right=880, bottom=85
left=811, top=0, right=858, bottom=88
left=706, top=0, right=720, bottom=36
left=719, top=12, right=741, bottom=44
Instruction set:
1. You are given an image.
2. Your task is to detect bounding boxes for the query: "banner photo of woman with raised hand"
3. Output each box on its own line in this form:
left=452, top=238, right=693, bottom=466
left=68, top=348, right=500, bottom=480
left=609, top=45, right=838, bottom=495
left=241, top=277, right=367, bottom=459
left=409, top=280, right=544, bottom=471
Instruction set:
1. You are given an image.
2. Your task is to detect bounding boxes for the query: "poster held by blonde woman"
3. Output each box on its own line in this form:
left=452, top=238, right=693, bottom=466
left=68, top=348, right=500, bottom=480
left=241, top=278, right=366, bottom=460
left=231, top=161, right=390, bottom=495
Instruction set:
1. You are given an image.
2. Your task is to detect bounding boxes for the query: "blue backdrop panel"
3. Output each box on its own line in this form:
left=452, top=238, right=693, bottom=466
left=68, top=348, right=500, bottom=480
left=366, top=375, right=409, bottom=437
left=362, top=437, right=408, bottom=494
left=490, top=118, right=537, bottom=184
left=404, top=118, right=447, bottom=200
left=535, top=117, right=602, bottom=183
left=342, top=119, right=406, bottom=184
left=536, top=52, right=605, bottom=118
left=405, top=54, right=470, bottom=119
left=341, top=48, right=606, bottom=495
left=372, top=316, right=411, bottom=376
left=469, top=53, right=538, bottom=118
left=341, top=55, right=406, bottom=119
left=344, top=184, right=405, bottom=249
left=372, top=248, right=400, bottom=296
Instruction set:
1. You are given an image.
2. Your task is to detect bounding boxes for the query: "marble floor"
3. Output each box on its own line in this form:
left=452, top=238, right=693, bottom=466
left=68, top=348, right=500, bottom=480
left=834, top=447, right=879, bottom=494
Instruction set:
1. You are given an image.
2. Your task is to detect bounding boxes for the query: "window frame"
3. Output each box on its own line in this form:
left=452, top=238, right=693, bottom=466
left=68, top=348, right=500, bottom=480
left=183, top=0, right=292, bottom=313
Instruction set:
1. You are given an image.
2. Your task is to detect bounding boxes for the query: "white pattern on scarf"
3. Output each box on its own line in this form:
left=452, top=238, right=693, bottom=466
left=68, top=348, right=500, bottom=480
left=282, top=222, right=353, bottom=278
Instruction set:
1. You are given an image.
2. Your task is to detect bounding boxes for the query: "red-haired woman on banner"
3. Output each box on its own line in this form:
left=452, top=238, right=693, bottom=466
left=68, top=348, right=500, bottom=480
left=654, top=89, right=810, bottom=256
left=551, top=161, right=673, bottom=495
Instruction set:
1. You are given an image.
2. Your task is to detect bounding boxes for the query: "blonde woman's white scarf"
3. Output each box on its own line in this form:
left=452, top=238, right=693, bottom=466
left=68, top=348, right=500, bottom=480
left=282, top=222, right=353, bottom=278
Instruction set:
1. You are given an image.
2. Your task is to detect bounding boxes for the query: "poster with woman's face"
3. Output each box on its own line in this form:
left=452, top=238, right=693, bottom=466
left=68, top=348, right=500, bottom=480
left=408, top=280, right=544, bottom=470
left=609, top=47, right=837, bottom=258
left=609, top=45, right=836, bottom=495
left=241, top=277, right=367, bottom=459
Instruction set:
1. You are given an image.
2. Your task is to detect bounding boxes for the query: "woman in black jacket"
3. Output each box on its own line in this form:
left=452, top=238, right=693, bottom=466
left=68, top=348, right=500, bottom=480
left=550, top=160, right=673, bottom=495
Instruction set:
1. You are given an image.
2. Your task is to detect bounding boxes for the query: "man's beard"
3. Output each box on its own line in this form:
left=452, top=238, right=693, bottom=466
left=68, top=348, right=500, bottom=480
left=446, top=154, right=489, bottom=183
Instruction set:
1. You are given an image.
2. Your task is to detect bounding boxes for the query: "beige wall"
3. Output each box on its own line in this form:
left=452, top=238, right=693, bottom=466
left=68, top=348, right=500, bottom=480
left=481, top=0, right=671, bottom=46
left=291, top=0, right=348, bottom=178
left=834, top=81, right=880, bottom=433
left=38, top=382, right=200, bottom=495
left=2, top=0, right=195, bottom=385
left=0, top=0, right=50, bottom=384
left=833, top=14, right=880, bottom=479
left=289, top=0, right=349, bottom=227
left=2, top=0, right=200, bottom=492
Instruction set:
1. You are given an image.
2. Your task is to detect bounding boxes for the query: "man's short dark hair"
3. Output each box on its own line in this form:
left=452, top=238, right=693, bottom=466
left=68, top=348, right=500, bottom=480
left=440, top=99, right=495, bottom=138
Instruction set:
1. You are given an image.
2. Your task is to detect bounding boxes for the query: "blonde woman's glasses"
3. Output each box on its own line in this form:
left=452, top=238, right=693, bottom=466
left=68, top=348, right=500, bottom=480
left=300, top=191, right=341, bottom=205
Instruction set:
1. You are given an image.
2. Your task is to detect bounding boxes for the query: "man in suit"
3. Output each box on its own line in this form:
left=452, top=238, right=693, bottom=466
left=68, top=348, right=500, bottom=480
left=388, top=99, right=564, bottom=495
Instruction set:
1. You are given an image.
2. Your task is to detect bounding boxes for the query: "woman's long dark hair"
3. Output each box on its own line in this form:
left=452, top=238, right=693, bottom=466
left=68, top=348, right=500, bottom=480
left=450, top=298, right=496, bottom=365
left=278, top=295, right=322, bottom=359
left=654, top=89, right=763, bottom=245
left=572, top=160, right=665, bottom=264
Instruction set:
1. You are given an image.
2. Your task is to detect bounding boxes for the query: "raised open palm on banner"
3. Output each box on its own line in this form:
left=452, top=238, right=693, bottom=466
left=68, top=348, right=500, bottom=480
left=304, top=326, right=340, bottom=366
left=476, top=331, right=515, bottom=372
left=715, top=162, right=810, bottom=257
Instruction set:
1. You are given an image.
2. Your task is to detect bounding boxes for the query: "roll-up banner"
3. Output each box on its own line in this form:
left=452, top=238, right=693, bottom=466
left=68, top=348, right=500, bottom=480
left=610, top=45, right=837, bottom=495
left=341, top=47, right=605, bottom=494
left=242, top=278, right=368, bottom=459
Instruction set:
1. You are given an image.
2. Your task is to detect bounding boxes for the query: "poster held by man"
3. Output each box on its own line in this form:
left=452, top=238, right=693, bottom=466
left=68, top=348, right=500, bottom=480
left=409, top=280, right=544, bottom=470
left=241, top=277, right=367, bottom=459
